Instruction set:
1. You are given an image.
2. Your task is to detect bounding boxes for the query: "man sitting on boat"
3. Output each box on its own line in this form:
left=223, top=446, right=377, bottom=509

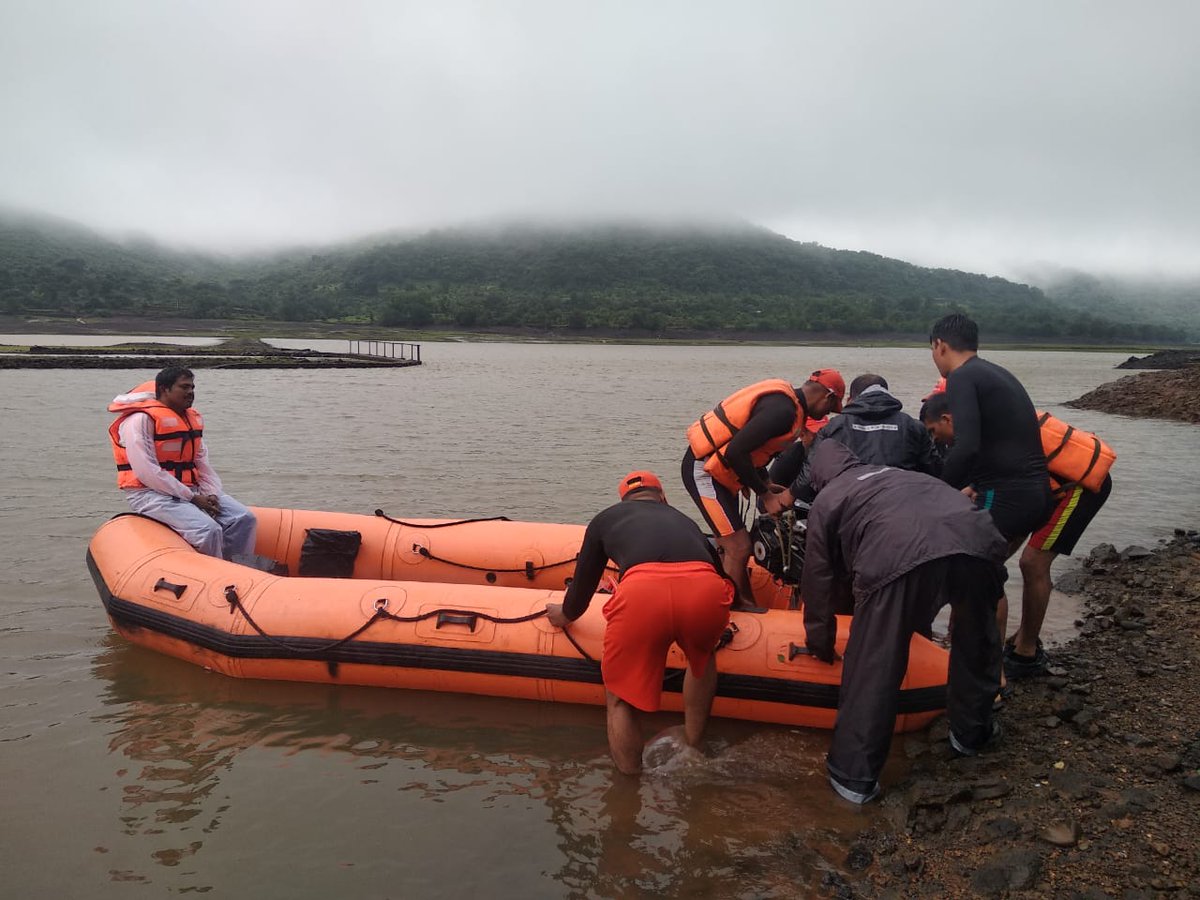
left=107, top=366, right=257, bottom=560
left=801, top=441, right=1008, bottom=804
left=546, top=471, right=734, bottom=775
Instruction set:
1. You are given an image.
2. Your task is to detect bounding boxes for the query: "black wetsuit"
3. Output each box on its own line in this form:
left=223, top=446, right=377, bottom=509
left=562, top=500, right=723, bottom=621
left=941, top=357, right=1053, bottom=540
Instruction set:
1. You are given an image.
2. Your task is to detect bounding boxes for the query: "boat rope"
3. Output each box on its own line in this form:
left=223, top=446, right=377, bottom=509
left=409, top=544, right=578, bottom=579
left=374, top=509, right=512, bottom=528
left=222, top=584, right=599, bottom=662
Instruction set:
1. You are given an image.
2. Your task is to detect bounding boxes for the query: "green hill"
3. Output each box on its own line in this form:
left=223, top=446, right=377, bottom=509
left=0, top=210, right=1187, bottom=342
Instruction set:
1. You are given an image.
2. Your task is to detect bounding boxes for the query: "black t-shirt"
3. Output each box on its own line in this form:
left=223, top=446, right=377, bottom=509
left=941, top=356, right=1048, bottom=492
left=561, top=500, right=723, bottom=620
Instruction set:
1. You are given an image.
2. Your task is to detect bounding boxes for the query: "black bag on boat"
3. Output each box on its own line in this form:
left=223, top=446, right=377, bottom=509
left=298, top=528, right=362, bottom=577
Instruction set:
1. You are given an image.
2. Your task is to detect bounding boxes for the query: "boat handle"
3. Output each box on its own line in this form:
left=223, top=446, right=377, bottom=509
left=788, top=642, right=811, bottom=661
left=436, top=612, right=479, bottom=632
left=153, top=577, right=187, bottom=599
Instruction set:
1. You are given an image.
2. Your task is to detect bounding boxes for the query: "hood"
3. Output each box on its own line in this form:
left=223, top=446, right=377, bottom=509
left=808, top=440, right=863, bottom=492
left=840, top=385, right=903, bottom=418
left=108, top=380, right=157, bottom=413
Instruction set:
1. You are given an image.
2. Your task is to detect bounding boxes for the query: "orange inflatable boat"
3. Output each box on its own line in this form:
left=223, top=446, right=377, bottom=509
left=86, top=507, right=950, bottom=732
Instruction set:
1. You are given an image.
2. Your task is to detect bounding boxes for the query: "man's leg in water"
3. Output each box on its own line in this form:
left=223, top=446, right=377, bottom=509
left=606, top=692, right=643, bottom=775
left=682, top=655, right=719, bottom=748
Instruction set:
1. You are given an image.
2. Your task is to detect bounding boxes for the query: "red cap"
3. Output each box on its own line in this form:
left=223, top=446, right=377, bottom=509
left=805, top=415, right=829, bottom=434
left=618, top=470, right=664, bottom=499
left=809, top=368, right=846, bottom=413
left=922, top=376, right=947, bottom=402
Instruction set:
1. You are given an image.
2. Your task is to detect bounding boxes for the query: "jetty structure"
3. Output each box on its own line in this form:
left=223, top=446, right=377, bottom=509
left=0, top=337, right=422, bottom=369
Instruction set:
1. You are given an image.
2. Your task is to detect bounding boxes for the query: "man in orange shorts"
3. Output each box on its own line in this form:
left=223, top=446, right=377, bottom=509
left=546, top=471, right=735, bottom=774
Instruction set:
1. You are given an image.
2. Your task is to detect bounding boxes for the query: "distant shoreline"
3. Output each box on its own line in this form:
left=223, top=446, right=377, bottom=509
left=0, top=315, right=1183, bottom=353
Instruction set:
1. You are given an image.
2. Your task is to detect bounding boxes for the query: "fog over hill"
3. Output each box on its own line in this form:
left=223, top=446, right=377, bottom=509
left=0, top=208, right=1192, bottom=343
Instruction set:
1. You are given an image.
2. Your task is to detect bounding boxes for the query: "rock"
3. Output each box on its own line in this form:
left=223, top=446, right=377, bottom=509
left=1054, top=694, right=1086, bottom=721
left=981, top=817, right=1021, bottom=839
left=1124, top=733, right=1155, bottom=748
left=971, top=781, right=1012, bottom=801
left=1043, top=716, right=1063, bottom=729
left=970, top=849, right=1043, bottom=895
left=1152, top=753, right=1180, bottom=777
left=1182, top=774, right=1200, bottom=792
left=1055, top=569, right=1091, bottom=594
left=1120, top=787, right=1155, bottom=810
left=1041, top=820, right=1082, bottom=847
left=1120, top=545, right=1153, bottom=560
left=1086, top=543, right=1120, bottom=566
left=844, top=842, right=873, bottom=872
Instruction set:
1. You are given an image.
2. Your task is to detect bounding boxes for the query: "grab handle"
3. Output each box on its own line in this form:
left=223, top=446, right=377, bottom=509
left=436, top=611, right=479, bottom=632
left=788, top=642, right=811, bottom=661
left=154, top=577, right=187, bottom=599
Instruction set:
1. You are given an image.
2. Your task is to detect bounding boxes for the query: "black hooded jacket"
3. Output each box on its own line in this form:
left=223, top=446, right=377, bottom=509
left=800, top=442, right=1007, bottom=660
left=812, top=386, right=940, bottom=476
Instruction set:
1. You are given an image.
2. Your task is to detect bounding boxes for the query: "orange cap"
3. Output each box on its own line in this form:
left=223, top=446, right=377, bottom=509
left=618, top=470, right=664, bottom=499
left=922, top=376, right=947, bottom=402
left=809, top=368, right=846, bottom=413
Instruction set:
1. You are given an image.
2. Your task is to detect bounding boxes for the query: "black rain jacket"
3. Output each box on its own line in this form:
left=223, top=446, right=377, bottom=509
left=800, top=442, right=1007, bottom=660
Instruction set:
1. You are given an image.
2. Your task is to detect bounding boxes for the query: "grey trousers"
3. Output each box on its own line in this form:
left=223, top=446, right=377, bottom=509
left=827, top=555, right=1003, bottom=793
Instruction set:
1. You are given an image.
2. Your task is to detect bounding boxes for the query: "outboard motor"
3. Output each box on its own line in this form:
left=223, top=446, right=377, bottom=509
left=750, top=496, right=812, bottom=586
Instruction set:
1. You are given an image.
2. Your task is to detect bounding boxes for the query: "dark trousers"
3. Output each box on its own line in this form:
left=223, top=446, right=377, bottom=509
left=827, top=555, right=1002, bottom=793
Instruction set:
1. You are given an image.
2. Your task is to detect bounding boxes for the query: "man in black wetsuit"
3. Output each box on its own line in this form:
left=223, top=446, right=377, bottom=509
left=682, top=372, right=845, bottom=609
left=546, top=471, right=734, bottom=775
left=929, top=314, right=1053, bottom=546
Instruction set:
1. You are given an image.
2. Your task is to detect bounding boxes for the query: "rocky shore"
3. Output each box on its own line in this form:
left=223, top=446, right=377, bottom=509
left=1117, top=350, right=1200, bottom=370
left=1067, top=366, right=1200, bottom=425
left=816, top=533, right=1200, bottom=897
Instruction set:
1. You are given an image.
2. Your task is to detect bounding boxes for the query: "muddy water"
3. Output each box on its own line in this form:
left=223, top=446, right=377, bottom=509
left=2, top=340, right=1196, bottom=896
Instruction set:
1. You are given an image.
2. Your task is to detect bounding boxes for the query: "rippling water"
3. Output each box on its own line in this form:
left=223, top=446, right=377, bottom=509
left=2, top=339, right=1196, bottom=896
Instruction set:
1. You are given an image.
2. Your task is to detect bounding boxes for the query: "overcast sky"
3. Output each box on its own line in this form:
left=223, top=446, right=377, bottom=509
left=1, top=1, right=1197, bottom=277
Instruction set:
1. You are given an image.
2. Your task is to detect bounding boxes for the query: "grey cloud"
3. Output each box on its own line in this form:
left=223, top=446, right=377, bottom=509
left=1, top=0, right=1196, bottom=275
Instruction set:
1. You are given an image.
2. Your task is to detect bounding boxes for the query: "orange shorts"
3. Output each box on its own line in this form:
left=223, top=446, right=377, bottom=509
left=601, top=561, right=734, bottom=712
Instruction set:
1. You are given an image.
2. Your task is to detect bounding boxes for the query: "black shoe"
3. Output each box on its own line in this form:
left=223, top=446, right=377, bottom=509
left=1003, top=643, right=1049, bottom=680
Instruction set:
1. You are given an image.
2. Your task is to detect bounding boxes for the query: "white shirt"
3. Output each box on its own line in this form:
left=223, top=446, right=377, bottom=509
left=118, top=412, right=223, bottom=499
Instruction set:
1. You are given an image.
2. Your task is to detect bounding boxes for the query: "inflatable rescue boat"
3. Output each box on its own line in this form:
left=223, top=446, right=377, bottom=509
left=86, top=507, right=950, bottom=731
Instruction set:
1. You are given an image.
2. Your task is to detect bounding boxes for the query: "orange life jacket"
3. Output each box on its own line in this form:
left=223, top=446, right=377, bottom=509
left=108, top=381, right=205, bottom=489
left=1037, top=411, right=1115, bottom=493
left=687, top=379, right=805, bottom=491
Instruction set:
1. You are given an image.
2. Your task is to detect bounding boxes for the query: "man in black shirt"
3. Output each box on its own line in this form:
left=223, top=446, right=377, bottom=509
left=547, top=471, right=734, bottom=774
left=929, top=314, right=1053, bottom=544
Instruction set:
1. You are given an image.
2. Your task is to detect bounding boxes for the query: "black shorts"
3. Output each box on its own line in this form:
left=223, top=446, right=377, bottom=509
left=680, top=449, right=746, bottom=537
left=975, top=484, right=1054, bottom=543
left=1028, top=475, right=1112, bottom=556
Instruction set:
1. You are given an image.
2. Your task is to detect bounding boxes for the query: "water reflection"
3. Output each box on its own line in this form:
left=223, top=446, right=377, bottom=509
left=92, top=635, right=891, bottom=896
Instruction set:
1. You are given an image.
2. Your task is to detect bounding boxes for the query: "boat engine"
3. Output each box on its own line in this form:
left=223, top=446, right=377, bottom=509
left=750, top=499, right=812, bottom=585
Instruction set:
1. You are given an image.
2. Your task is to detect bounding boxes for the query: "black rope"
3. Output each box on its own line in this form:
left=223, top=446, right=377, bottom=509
left=377, top=606, right=547, bottom=626
left=223, top=585, right=551, bottom=656
left=411, top=544, right=578, bottom=575
left=375, top=509, right=512, bottom=528
left=560, top=626, right=597, bottom=663
left=224, top=585, right=388, bottom=654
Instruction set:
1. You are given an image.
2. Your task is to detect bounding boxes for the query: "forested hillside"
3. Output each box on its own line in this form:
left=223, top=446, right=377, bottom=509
left=0, top=210, right=1188, bottom=341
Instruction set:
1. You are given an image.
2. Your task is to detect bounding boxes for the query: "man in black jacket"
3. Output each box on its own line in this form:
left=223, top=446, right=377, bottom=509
left=801, top=442, right=1008, bottom=803
left=813, top=374, right=941, bottom=475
